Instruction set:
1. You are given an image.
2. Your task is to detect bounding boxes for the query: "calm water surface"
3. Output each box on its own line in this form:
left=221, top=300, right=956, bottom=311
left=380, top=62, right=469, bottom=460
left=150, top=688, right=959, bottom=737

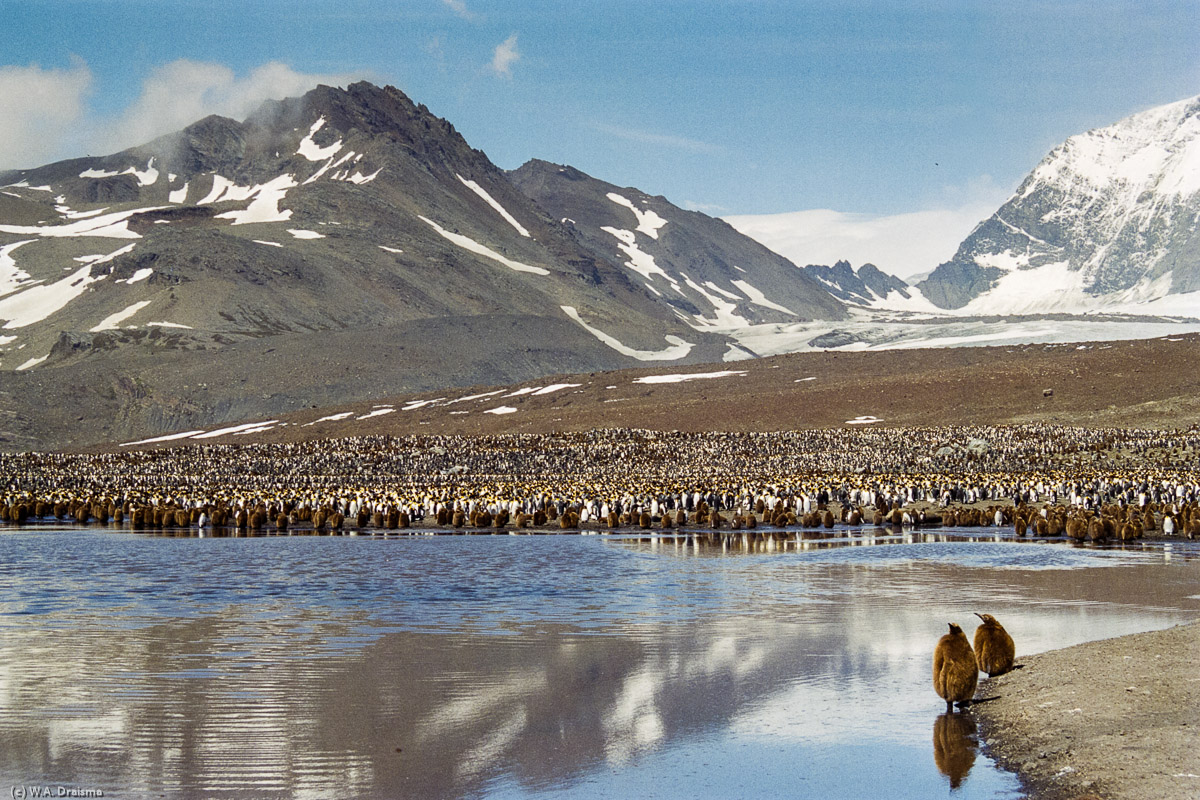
left=0, top=528, right=1197, bottom=799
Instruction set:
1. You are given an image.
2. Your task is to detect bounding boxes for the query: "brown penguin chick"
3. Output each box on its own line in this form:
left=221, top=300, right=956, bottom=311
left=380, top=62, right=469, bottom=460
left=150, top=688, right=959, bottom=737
left=972, top=613, right=1015, bottom=677
left=933, top=622, right=978, bottom=711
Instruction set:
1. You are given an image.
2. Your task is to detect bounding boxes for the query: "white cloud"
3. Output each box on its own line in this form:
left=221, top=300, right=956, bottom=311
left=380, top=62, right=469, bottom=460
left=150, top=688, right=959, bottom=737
left=95, top=60, right=363, bottom=155
left=0, top=59, right=92, bottom=169
left=441, top=0, right=477, bottom=20
left=0, top=59, right=363, bottom=169
left=725, top=181, right=1014, bottom=280
left=593, top=122, right=722, bottom=155
left=490, top=34, right=520, bottom=78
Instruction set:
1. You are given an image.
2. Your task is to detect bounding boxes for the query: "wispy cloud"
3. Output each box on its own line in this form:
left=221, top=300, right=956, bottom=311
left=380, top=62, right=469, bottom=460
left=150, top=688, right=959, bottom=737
left=0, top=58, right=364, bottom=169
left=591, top=122, right=722, bottom=155
left=97, top=60, right=363, bottom=154
left=0, top=58, right=92, bottom=169
left=441, top=0, right=478, bottom=20
left=490, top=33, right=520, bottom=78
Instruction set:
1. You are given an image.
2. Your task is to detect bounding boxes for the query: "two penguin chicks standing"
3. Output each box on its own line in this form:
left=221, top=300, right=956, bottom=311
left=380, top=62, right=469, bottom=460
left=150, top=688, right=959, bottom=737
left=933, top=613, right=1015, bottom=711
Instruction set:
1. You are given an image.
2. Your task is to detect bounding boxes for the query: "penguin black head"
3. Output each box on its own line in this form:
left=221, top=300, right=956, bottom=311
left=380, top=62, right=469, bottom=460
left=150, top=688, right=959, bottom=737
left=975, top=613, right=996, bottom=624
left=947, top=622, right=963, bottom=635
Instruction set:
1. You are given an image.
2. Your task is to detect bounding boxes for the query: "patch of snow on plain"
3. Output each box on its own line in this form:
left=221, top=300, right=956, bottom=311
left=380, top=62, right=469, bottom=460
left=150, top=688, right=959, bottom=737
left=0, top=240, right=35, bottom=298
left=253, top=240, right=283, bottom=248
left=192, top=421, right=281, bottom=440
left=484, top=406, right=518, bottom=415
left=80, top=168, right=120, bottom=179
left=503, top=387, right=539, bottom=398
left=379, top=245, right=403, bottom=254
left=0, top=263, right=103, bottom=329
left=448, top=391, right=506, bottom=405
left=120, top=430, right=209, bottom=447
left=15, top=354, right=47, bottom=371
left=633, top=370, right=747, bottom=384
left=795, top=376, right=817, bottom=382
left=532, top=383, right=582, bottom=395
left=145, top=321, right=193, bottom=329
left=402, top=399, right=445, bottom=411
left=730, top=279, right=794, bottom=314
left=232, top=424, right=277, bottom=436
left=124, top=267, right=154, bottom=284
left=169, top=182, right=189, bottom=203
left=846, top=415, right=882, bottom=425
left=419, top=216, right=549, bottom=275
left=560, top=305, right=694, bottom=361
left=90, top=300, right=152, bottom=332
left=288, top=229, right=325, bottom=240
left=297, top=118, right=343, bottom=161
left=457, top=174, right=531, bottom=237
left=302, top=412, right=355, bottom=427
left=215, top=174, right=296, bottom=225
left=607, top=193, right=667, bottom=239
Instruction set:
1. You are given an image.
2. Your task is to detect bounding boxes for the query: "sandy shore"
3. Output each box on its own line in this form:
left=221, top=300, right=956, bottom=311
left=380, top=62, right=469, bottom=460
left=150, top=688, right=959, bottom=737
left=974, top=622, right=1200, bottom=800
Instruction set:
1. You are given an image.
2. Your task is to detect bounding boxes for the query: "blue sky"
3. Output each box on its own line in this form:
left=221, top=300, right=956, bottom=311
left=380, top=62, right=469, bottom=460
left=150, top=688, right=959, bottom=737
left=2, top=0, right=1198, bottom=222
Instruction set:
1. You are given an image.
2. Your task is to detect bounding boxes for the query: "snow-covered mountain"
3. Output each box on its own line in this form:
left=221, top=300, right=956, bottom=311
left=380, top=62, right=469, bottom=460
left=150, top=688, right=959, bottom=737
left=509, top=160, right=846, bottom=335
left=919, top=95, right=1200, bottom=315
left=800, top=260, right=917, bottom=308
left=0, top=82, right=847, bottom=448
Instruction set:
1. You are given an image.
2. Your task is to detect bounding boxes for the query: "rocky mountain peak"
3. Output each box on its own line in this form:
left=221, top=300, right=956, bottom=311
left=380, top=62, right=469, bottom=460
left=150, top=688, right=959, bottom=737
left=919, top=94, right=1200, bottom=314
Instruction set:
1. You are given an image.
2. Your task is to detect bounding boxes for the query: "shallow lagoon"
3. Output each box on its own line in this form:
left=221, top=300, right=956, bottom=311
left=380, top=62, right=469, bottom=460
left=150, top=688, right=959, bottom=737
left=0, top=528, right=1196, bottom=798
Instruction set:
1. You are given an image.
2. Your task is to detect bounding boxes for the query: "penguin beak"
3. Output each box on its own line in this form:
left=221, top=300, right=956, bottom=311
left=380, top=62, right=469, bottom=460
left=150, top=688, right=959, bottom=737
left=975, top=613, right=985, bottom=621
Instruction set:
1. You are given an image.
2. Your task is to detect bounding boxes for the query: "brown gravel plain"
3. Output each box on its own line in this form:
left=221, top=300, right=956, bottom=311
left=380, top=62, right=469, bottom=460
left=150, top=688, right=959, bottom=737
left=976, top=623, right=1200, bottom=800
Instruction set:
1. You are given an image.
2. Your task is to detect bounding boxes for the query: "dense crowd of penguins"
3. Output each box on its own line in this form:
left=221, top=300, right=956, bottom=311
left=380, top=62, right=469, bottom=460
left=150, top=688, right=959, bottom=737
left=1, top=424, right=1199, bottom=540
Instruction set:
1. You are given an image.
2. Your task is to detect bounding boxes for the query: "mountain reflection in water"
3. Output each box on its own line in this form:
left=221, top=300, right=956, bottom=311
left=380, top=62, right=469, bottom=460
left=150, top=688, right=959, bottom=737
left=0, top=530, right=1195, bottom=798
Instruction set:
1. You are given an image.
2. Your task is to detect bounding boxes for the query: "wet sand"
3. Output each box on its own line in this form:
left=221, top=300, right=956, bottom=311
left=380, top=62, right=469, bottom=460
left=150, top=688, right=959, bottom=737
left=975, top=622, right=1200, bottom=800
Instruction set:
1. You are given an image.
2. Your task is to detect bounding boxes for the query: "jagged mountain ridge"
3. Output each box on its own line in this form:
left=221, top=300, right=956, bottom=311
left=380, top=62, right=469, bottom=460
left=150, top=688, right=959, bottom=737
left=0, top=81, right=848, bottom=449
left=800, top=260, right=912, bottom=306
left=508, top=159, right=847, bottom=333
left=919, top=95, right=1200, bottom=314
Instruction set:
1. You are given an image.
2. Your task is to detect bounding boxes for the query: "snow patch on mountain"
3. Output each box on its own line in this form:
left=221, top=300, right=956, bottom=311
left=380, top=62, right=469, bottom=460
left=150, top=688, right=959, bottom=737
left=607, top=192, right=667, bottom=239
left=297, top=117, right=343, bottom=162
left=730, top=279, right=793, bottom=314
left=600, top=226, right=673, bottom=285
left=90, top=300, right=152, bottom=332
left=560, top=305, right=694, bottom=361
left=457, top=174, right=530, bottom=237
left=0, top=240, right=35, bottom=298
left=214, top=174, right=296, bottom=225
left=0, top=207, right=160, bottom=239
left=0, top=262, right=104, bottom=329
left=419, top=216, right=549, bottom=275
